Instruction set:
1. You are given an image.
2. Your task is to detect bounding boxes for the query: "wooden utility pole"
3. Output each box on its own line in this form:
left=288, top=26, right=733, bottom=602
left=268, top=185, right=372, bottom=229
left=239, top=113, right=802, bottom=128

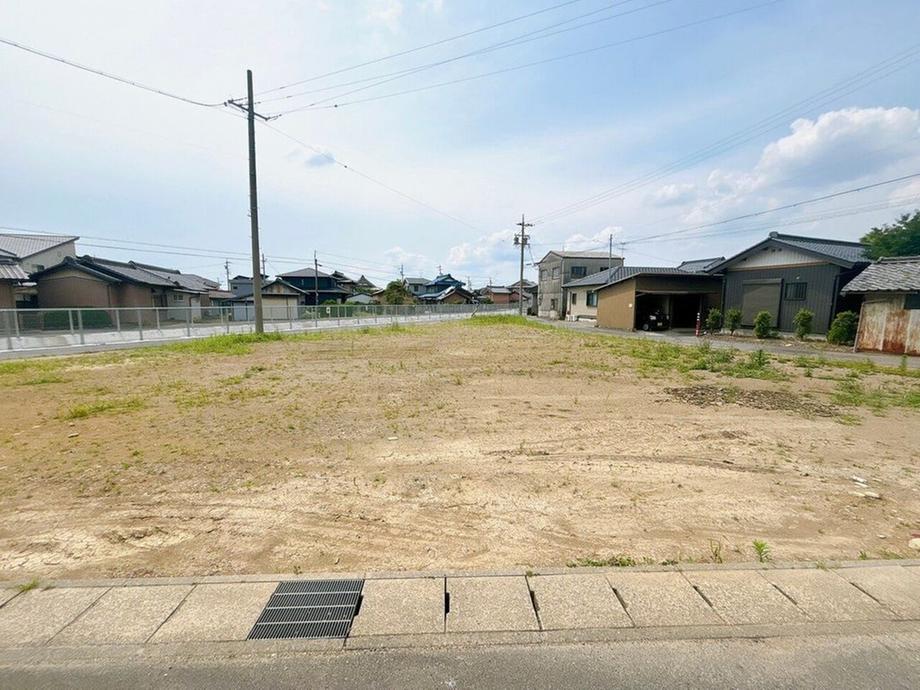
left=313, top=251, right=320, bottom=328
left=514, top=214, right=532, bottom=317
left=224, top=260, right=231, bottom=290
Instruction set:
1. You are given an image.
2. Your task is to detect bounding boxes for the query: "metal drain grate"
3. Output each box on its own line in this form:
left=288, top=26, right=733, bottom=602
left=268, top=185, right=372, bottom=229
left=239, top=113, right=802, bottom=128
left=248, top=579, right=364, bottom=640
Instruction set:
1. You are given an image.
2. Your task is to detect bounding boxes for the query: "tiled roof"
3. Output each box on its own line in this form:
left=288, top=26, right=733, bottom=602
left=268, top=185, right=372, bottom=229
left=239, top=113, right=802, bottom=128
left=677, top=257, right=724, bottom=272
left=84, top=258, right=177, bottom=287
left=279, top=267, right=333, bottom=279
left=0, top=233, right=77, bottom=259
left=841, top=256, right=920, bottom=293
left=141, top=267, right=219, bottom=292
left=563, top=267, right=619, bottom=288
left=770, top=232, right=868, bottom=265
left=404, top=277, right=430, bottom=285
left=0, top=263, right=29, bottom=281
left=537, top=250, right=622, bottom=264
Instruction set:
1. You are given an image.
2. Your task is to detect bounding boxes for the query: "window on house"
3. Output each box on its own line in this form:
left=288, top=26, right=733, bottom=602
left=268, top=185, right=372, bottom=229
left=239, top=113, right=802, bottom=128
left=173, top=293, right=183, bottom=302
left=551, top=267, right=560, bottom=279
left=570, top=266, right=587, bottom=278
left=587, top=291, right=597, bottom=307
left=906, top=294, right=920, bottom=310
left=540, top=269, right=547, bottom=280
left=784, top=282, right=807, bottom=300
left=571, top=292, right=577, bottom=305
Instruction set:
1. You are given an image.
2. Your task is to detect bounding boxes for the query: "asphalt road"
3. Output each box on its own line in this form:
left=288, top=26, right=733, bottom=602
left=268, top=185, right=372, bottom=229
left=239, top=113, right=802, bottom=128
left=4, top=633, right=919, bottom=689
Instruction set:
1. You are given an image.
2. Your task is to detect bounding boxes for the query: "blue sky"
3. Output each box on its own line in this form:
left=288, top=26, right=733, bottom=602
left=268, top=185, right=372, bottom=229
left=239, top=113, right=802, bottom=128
left=2, top=0, right=919, bottom=287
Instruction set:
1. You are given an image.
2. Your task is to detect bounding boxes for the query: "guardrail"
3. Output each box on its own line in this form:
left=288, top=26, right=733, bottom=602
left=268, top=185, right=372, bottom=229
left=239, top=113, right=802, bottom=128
left=0, top=303, right=516, bottom=353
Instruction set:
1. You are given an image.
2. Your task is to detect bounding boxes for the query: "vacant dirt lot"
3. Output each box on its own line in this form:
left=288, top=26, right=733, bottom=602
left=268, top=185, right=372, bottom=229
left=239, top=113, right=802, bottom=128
left=1, top=317, right=918, bottom=580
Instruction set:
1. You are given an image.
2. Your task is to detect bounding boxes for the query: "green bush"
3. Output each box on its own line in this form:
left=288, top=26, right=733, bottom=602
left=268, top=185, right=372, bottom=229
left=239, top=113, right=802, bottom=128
left=827, top=311, right=859, bottom=345
left=753, top=311, right=774, bottom=339
left=705, top=308, right=723, bottom=333
left=792, top=308, right=814, bottom=340
left=725, top=308, right=742, bottom=335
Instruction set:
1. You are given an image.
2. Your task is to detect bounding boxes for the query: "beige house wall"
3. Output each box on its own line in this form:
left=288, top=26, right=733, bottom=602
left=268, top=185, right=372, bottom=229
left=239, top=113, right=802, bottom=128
left=596, top=279, right=637, bottom=330
left=566, top=287, right=600, bottom=320
left=36, top=269, right=116, bottom=308
left=20, top=241, right=77, bottom=274
left=0, top=282, right=14, bottom=308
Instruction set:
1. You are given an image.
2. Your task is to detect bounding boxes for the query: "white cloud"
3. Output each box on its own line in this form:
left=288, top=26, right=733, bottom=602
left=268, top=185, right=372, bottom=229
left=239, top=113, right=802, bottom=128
left=366, top=0, right=404, bottom=32
left=562, top=226, right=623, bottom=251
left=419, top=0, right=444, bottom=12
left=650, top=182, right=696, bottom=207
left=755, top=107, right=920, bottom=187
left=447, top=229, right=514, bottom=267
left=384, top=246, right=432, bottom=276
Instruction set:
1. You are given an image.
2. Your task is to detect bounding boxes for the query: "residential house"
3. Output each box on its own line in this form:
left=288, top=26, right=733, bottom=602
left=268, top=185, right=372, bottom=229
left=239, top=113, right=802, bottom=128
left=330, top=271, right=357, bottom=296
left=840, top=256, right=920, bottom=355
left=345, top=292, right=377, bottom=305
left=403, top=277, right=430, bottom=298
left=708, top=232, right=869, bottom=334
left=229, top=278, right=306, bottom=320
left=536, top=250, right=623, bottom=319
left=478, top=285, right=521, bottom=305
left=31, top=256, right=217, bottom=322
left=277, top=267, right=351, bottom=304
left=419, top=285, right=476, bottom=304
left=425, top=273, right=465, bottom=295
left=0, top=253, right=29, bottom=308
left=354, top=275, right=378, bottom=293
left=229, top=274, right=268, bottom=297
left=508, top=278, right=537, bottom=314
left=0, top=232, right=79, bottom=306
left=595, top=267, right=723, bottom=331
left=676, top=257, right=724, bottom=273
left=0, top=233, right=78, bottom=274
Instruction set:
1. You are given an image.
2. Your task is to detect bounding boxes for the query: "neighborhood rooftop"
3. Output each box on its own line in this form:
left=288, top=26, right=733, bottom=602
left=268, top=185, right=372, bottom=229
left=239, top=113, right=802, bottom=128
left=841, top=256, right=920, bottom=293
left=676, top=257, right=724, bottom=273
left=538, top=249, right=622, bottom=263
left=563, top=265, right=709, bottom=289
left=0, top=232, right=78, bottom=259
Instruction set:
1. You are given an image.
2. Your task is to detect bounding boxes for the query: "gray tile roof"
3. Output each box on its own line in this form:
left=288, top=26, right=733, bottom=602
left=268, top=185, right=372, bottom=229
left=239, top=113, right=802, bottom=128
left=537, top=250, right=622, bottom=264
left=770, top=232, right=868, bottom=265
left=677, top=257, right=724, bottom=272
left=0, top=263, right=29, bottom=281
left=841, top=256, right=920, bottom=293
left=142, top=267, right=219, bottom=292
left=566, top=265, right=710, bottom=289
left=85, top=258, right=177, bottom=287
left=0, top=233, right=77, bottom=259
left=279, top=267, right=333, bottom=279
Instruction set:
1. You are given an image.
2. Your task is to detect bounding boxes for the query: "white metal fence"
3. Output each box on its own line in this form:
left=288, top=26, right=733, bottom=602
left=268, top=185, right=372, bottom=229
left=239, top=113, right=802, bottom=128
left=0, top=303, right=515, bottom=353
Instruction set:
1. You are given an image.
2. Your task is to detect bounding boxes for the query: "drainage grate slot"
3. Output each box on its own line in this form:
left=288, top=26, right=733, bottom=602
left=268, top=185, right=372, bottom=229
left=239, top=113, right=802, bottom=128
left=248, top=579, right=364, bottom=640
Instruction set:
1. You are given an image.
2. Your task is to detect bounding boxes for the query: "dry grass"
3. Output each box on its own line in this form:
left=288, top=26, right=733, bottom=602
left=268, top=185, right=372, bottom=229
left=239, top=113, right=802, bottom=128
left=0, top=318, right=918, bottom=579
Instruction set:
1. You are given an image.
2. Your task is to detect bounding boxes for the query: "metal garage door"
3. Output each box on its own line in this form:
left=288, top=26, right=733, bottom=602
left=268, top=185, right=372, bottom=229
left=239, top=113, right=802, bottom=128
left=741, top=280, right=780, bottom=326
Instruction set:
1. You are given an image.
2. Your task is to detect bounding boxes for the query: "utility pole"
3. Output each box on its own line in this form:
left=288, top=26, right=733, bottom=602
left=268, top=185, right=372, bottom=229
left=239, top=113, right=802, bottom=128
left=399, top=264, right=404, bottom=279
left=608, top=233, right=613, bottom=271
left=313, top=250, right=320, bottom=305
left=514, top=214, right=532, bottom=317
left=226, top=70, right=272, bottom=334
left=224, top=260, right=231, bottom=290
left=261, top=252, right=267, bottom=277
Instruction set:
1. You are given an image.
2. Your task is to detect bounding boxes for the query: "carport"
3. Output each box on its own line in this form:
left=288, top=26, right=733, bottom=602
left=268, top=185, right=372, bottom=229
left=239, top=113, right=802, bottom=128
left=595, top=268, right=723, bottom=331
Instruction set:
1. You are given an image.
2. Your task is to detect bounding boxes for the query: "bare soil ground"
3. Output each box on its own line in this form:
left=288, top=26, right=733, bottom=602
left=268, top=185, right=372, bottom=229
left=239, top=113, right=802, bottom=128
left=1, top=317, right=918, bottom=580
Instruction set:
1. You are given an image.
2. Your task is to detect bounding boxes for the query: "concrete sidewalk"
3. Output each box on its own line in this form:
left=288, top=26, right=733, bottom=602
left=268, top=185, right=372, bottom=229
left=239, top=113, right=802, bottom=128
left=1, top=561, right=918, bottom=662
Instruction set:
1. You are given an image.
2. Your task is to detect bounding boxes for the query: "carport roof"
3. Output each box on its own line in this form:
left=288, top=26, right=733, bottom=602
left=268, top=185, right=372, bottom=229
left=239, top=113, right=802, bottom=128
left=591, top=266, right=712, bottom=291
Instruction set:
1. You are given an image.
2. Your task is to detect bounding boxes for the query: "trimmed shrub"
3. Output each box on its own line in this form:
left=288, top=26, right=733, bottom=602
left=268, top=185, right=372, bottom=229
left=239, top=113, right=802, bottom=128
left=792, top=308, right=814, bottom=340
left=705, top=308, right=723, bottom=333
left=827, top=310, right=859, bottom=345
left=725, top=308, right=742, bottom=335
left=753, top=311, right=773, bottom=339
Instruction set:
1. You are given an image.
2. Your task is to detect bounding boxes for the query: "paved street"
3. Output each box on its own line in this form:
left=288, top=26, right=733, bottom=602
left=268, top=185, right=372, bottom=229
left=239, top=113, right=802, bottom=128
left=1, top=562, right=918, bottom=687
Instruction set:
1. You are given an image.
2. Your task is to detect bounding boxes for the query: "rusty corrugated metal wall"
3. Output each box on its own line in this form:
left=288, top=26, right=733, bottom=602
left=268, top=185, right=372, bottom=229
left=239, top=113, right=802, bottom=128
left=855, top=294, right=920, bottom=355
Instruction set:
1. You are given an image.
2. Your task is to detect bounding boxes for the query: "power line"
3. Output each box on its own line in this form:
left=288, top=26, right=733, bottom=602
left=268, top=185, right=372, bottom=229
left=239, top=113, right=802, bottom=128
left=251, top=0, right=593, bottom=97
left=0, top=35, right=225, bottom=108
left=533, top=42, right=920, bottom=224
left=261, top=0, right=669, bottom=109
left=261, top=122, right=485, bottom=231
left=619, top=172, right=920, bottom=245
left=273, top=0, right=778, bottom=115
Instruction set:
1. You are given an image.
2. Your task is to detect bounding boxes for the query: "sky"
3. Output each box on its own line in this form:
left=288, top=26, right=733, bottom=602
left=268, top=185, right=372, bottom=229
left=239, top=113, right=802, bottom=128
left=2, top=0, right=920, bottom=288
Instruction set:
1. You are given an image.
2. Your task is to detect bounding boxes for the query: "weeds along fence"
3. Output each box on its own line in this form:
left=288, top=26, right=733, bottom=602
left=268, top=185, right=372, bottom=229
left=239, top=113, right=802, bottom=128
left=0, top=303, right=515, bottom=353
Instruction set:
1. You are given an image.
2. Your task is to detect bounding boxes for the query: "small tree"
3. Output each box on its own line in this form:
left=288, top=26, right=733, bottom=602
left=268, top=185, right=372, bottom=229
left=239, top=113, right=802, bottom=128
left=725, top=308, right=742, bottom=335
left=860, top=210, right=920, bottom=260
left=792, top=308, right=814, bottom=340
left=381, top=280, right=413, bottom=305
left=705, top=308, right=723, bottom=334
left=827, top=310, right=859, bottom=345
left=753, top=311, right=773, bottom=339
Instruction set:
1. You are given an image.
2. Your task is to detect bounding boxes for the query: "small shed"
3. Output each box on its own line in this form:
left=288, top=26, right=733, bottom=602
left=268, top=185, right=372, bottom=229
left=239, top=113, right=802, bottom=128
left=840, top=256, right=920, bottom=355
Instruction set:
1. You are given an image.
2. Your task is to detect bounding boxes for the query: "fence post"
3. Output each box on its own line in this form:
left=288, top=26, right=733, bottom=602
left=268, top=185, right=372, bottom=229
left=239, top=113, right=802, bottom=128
left=337, top=304, right=341, bottom=327
left=12, top=310, right=19, bottom=340
left=68, top=309, right=74, bottom=336
left=5, top=312, right=12, bottom=351
left=186, top=307, right=192, bottom=337
left=114, top=309, right=121, bottom=334
left=77, top=309, right=85, bottom=344
left=225, top=307, right=231, bottom=334
left=155, top=308, right=161, bottom=331
left=137, top=309, right=144, bottom=341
